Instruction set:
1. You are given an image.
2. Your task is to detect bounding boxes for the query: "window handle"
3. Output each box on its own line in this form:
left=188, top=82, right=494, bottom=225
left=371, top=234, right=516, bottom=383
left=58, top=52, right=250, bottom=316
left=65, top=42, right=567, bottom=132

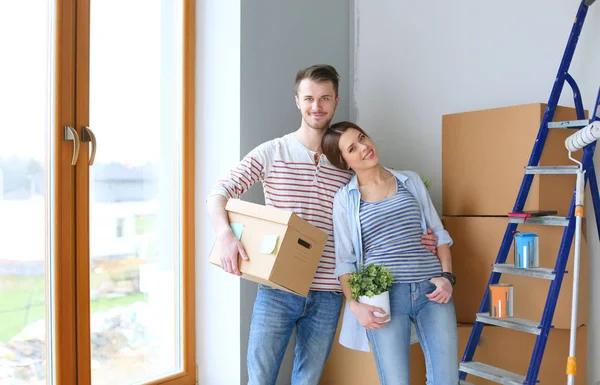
left=81, top=126, right=97, bottom=166
left=64, top=125, right=80, bottom=166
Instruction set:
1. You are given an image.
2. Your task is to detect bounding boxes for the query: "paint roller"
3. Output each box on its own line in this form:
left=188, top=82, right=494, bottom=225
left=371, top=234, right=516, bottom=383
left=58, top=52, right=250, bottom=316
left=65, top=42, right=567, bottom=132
left=565, top=120, right=600, bottom=152
left=564, top=120, right=599, bottom=385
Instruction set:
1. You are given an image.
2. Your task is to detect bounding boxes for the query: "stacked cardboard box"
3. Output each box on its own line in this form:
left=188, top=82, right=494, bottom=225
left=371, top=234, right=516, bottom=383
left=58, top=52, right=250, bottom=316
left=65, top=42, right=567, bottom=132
left=442, top=103, right=584, bottom=217
left=320, top=322, right=588, bottom=385
left=443, top=103, right=588, bottom=383
left=320, top=303, right=427, bottom=385
left=445, top=216, right=588, bottom=328
left=457, top=324, right=587, bottom=384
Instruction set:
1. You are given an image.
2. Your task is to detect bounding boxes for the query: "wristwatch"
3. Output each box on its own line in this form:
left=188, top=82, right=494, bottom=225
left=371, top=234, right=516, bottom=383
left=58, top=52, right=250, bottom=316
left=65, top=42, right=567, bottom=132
left=441, top=272, right=456, bottom=286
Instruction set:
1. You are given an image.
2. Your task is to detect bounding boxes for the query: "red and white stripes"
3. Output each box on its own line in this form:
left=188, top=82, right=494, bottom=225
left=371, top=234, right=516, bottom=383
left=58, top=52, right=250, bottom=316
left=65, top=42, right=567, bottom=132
left=210, top=134, right=353, bottom=291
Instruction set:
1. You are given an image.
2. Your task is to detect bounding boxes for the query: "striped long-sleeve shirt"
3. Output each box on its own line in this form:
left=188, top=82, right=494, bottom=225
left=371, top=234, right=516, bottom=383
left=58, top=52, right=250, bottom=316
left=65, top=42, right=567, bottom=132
left=208, top=133, right=353, bottom=291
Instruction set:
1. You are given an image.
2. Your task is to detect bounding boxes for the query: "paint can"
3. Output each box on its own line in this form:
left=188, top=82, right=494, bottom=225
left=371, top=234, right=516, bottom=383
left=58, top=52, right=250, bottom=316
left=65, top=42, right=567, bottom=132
left=514, top=232, right=539, bottom=269
left=489, top=283, right=514, bottom=318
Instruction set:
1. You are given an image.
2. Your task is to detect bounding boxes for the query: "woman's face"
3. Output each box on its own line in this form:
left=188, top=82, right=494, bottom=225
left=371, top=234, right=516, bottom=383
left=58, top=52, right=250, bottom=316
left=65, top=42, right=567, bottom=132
left=338, top=128, right=379, bottom=172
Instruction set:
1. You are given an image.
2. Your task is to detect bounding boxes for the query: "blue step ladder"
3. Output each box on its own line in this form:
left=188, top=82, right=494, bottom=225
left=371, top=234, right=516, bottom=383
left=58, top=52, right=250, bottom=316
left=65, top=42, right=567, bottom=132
left=459, top=0, right=600, bottom=384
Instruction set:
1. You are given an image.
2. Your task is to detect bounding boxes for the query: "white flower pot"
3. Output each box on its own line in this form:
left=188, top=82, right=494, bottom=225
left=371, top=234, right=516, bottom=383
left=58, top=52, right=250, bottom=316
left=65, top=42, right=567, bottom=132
left=359, top=290, right=391, bottom=323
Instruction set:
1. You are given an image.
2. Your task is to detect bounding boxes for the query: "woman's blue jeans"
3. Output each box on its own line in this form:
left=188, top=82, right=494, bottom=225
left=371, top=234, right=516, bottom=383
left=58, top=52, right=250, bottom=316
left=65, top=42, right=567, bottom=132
left=366, top=281, right=459, bottom=385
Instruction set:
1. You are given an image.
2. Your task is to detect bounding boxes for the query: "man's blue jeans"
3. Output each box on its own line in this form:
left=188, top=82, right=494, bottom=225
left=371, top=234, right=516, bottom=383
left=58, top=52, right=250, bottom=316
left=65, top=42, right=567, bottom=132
left=367, top=281, right=459, bottom=385
left=247, top=285, right=343, bottom=385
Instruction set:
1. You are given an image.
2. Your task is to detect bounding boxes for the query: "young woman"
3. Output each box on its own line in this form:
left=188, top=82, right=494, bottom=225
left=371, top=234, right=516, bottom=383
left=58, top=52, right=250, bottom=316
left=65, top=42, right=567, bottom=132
left=322, top=121, right=458, bottom=385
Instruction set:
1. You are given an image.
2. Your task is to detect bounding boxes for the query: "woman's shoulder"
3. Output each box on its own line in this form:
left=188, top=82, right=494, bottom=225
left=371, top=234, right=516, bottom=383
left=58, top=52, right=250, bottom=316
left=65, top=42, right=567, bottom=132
left=387, top=168, right=420, bottom=181
left=335, top=183, right=351, bottom=199
left=333, top=177, right=357, bottom=204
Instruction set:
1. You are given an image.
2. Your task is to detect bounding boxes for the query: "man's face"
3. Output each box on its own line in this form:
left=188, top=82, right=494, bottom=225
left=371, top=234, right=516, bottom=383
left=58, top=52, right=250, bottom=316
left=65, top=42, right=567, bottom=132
left=295, top=79, right=339, bottom=131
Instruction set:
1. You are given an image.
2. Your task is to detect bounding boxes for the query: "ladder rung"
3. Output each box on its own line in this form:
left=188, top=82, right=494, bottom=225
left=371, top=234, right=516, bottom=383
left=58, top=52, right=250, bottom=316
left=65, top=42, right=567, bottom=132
left=459, top=362, right=525, bottom=385
left=547, top=119, right=590, bottom=129
left=476, top=313, right=542, bottom=334
left=525, top=165, right=579, bottom=174
left=493, top=263, right=556, bottom=280
left=508, top=216, right=569, bottom=226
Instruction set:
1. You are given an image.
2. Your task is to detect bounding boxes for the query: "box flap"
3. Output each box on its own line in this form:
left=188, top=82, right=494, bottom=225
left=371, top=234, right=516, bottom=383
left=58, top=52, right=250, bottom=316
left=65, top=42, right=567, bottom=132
left=226, top=199, right=293, bottom=225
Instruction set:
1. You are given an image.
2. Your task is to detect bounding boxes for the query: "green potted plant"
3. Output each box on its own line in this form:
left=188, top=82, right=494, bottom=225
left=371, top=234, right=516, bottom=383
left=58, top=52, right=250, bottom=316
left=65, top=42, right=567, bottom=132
left=420, top=175, right=432, bottom=190
left=347, top=264, right=394, bottom=322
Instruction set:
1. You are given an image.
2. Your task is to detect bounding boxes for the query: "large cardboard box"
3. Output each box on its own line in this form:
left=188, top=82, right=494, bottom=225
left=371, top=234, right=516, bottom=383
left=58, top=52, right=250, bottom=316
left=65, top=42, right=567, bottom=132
left=444, top=216, right=588, bottom=329
left=458, top=324, right=587, bottom=385
left=442, top=103, right=585, bottom=216
left=209, top=199, right=328, bottom=297
left=320, top=303, right=427, bottom=385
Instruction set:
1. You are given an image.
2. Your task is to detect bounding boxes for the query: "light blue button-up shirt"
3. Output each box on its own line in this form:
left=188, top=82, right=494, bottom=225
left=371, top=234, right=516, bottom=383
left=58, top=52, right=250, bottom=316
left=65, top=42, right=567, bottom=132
left=333, top=168, right=453, bottom=352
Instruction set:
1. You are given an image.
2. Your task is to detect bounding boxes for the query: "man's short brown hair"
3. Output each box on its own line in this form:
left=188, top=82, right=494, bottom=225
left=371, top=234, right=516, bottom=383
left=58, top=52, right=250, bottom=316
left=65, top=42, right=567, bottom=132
left=295, top=65, right=340, bottom=97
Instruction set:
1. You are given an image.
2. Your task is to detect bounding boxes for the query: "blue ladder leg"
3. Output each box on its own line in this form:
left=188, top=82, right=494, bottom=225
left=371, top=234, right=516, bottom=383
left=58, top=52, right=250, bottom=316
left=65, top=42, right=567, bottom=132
left=459, top=222, right=518, bottom=380
left=526, top=211, right=576, bottom=383
left=513, top=1, right=590, bottom=215
left=565, top=74, right=586, bottom=120
left=459, top=2, right=596, bottom=383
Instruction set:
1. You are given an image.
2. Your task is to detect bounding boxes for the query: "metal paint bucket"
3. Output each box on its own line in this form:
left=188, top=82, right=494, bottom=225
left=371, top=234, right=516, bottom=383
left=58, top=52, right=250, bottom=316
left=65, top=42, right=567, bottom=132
left=514, top=232, right=540, bottom=269
left=489, top=283, right=514, bottom=318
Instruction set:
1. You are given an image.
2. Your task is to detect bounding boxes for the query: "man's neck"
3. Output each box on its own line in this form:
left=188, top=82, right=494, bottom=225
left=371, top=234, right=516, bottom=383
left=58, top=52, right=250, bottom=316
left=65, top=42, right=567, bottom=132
left=294, top=124, right=326, bottom=153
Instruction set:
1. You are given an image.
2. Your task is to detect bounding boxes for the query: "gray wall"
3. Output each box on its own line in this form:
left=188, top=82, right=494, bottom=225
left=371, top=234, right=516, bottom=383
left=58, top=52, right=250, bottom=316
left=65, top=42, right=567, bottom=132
left=239, top=1, right=350, bottom=383
left=195, top=1, right=350, bottom=382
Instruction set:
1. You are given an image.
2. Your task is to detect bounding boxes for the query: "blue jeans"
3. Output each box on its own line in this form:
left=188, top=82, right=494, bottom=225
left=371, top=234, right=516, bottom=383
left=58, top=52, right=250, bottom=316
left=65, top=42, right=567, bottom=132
left=247, top=285, right=343, bottom=385
left=366, top=281, right=459, bottom=385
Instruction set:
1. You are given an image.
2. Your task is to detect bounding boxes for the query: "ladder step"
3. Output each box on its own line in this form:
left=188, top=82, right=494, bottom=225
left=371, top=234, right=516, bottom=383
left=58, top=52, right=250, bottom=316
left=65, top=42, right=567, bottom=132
left=525, top=165, right=579, bottom=174
left=508, top=215, right=569, bottom=226
left=459, top=362, right=525, bottom=385
left=547, top=119, right=590, bottom=129
left=459, top=381, right=475, bottom=385
left=493, top=263, right=556, bottom=280
left=476, top=312, right=542, bottom=334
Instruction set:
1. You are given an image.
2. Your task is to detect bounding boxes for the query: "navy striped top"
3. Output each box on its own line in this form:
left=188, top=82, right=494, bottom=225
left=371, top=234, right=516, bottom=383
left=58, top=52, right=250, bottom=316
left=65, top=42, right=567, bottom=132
left=360, top=178, right=442, bottom=282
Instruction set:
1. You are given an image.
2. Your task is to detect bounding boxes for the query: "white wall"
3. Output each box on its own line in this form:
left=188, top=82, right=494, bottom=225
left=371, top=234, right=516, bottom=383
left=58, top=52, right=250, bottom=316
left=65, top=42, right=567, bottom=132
left=195, top=1, right=241, bottom=384
left=353, top=0, right=600, bottom=384
left=196, top=1, right=350, bottom=384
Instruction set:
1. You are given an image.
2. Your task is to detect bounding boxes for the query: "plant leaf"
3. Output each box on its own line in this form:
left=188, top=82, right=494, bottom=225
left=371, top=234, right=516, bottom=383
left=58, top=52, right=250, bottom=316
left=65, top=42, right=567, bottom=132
left=347, top=263, right=394, bottom=299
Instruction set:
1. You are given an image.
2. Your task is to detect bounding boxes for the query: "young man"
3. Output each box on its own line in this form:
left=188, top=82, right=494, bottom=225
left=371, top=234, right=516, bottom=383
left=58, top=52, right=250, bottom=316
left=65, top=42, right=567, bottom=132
left=206, top=64, right=437, bottom=385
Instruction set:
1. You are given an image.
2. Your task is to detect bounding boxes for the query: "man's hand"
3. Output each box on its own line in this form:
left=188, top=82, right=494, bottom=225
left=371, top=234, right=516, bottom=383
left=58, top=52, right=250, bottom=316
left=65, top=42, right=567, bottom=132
left=207, top=195, right=250, bottom=276
left=349, top=300, right=390, bottom=330
left=426, top=276, right=453, bottom=304
left=421, top=227, right=438, bottom=254
left=218, top=231, right=249, bottom=276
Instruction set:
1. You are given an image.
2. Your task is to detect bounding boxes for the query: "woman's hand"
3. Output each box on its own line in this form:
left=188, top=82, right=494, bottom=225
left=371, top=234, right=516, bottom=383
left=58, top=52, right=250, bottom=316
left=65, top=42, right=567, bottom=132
left=349, top=300, right=390, bottom=330
left=426, top=277, right=453, bottom=304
